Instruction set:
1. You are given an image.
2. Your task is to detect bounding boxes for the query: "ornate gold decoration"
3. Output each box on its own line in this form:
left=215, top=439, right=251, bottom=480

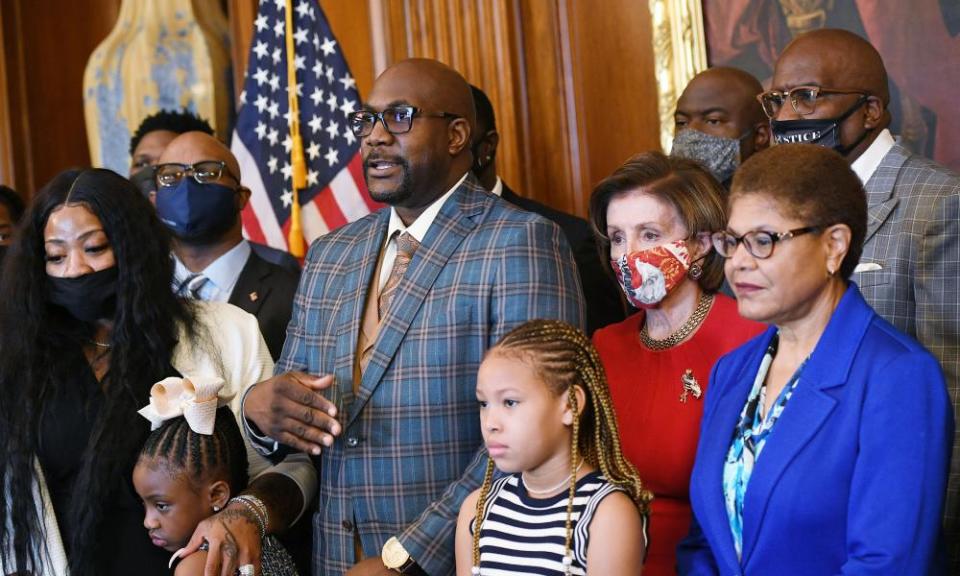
left=778, top=0, right=835, bottom=37
left=648, top=0, right=709, bottom=153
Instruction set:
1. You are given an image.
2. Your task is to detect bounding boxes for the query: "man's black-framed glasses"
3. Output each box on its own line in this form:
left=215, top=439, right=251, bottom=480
left=348, top=106, right=462, bottom=138
left=757, top=86, right=868, bottom=118
left=155, top=161, right=240, bottom=187
left=711, top=226, right=822, bottom=259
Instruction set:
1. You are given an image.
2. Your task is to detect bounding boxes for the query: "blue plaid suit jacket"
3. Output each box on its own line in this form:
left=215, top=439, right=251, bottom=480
left=275, top=175, right=585, bottom=575
left=855, top=142, right=960, bottom=565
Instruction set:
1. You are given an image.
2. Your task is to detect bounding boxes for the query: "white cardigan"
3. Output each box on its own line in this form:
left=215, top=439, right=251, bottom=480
left=2, top=301, right=316, bottom=575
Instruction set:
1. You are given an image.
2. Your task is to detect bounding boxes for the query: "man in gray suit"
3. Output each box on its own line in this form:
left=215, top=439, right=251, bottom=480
left=768, top=28, right=960, bottom=565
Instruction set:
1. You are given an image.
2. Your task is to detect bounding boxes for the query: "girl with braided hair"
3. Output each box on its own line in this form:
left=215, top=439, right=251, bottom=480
left=454, top=319, right=652, bottom=576
left=133, top=375, right=298, bottom=575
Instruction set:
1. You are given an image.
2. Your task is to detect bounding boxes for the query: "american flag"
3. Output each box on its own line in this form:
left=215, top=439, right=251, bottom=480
left=231, top=0, right=380, bottom=253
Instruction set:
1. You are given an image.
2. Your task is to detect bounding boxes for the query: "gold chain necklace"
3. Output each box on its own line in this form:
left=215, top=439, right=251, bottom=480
left=639, top=293, right=715, bottom=351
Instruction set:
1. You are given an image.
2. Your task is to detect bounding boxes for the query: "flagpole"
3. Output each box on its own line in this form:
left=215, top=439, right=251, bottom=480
left=284, top=0, right=307, bottom=257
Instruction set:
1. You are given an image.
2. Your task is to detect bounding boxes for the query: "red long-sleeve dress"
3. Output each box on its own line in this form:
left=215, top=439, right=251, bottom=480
left=593, top=294, right=764, bottom=575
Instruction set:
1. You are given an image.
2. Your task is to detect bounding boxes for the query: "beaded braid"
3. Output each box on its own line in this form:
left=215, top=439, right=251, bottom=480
left=471, top=319, right=653, bottom=575
left=561, top=386, right=581, bottom=572
left=471, top=458, right=497, bottom=572
left=138, top=406, right=249, bottom=492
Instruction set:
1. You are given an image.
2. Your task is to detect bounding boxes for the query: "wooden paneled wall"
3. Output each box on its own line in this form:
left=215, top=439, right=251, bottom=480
left=230, top=0, right=661, bottom=218
left=0, top=0, right=122, bottom=196
left=0, top=0, right=661, bottom=216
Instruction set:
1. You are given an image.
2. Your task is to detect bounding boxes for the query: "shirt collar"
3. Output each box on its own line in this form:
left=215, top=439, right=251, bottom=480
left=490, top=176, right=503, bottom=197
left=386, top=171, right=469, bottom=243
left=851, top=128, right=895, bottom=184
left=174, top=239, right=251, bottom=294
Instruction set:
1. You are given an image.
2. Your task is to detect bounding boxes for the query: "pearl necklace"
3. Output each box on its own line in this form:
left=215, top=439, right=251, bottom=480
left=522, top=461, right=584, bottom=496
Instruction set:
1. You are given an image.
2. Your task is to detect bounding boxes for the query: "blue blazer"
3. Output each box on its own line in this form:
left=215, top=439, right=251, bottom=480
left=678, top=284, right=953, bottom=575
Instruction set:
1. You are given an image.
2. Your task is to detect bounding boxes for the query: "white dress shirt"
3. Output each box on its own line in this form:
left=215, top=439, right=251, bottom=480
left=490, top=176, right=503, bottom=197
left=378, top=172, right=468, bottom=290
left=173, top=239, right=252, bottom=301
left=851, top=128, right=896, bottom=184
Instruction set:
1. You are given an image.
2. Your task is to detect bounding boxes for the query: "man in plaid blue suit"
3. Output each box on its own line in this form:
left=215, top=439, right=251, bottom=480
left=769, top=29, right=960, bottom=567
left=243, top=59, right=585, bottom=575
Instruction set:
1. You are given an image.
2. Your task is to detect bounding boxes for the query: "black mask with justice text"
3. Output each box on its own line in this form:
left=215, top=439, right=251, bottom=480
left=770, top=95, right=870, bottom=156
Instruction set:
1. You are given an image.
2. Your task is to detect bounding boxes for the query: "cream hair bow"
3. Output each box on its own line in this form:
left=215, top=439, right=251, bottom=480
left=137, top=375, right=235, bottom=435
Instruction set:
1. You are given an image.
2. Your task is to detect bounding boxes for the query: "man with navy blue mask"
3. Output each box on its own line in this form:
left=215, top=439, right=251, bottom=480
left=767, top=28, right=960, bottom=568
left=128, top=110, right=300, bottom=275
left=155, top=131, right=300, bottom=362
left=671, top=67, right=769, bottom=189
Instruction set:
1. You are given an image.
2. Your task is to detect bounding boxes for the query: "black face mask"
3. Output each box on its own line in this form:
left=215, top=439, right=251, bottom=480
left=46, top=266, right=119, bottom=323
left=130, top=166, right=157, bottom=198
left=770, top=95, right=870, bottom=156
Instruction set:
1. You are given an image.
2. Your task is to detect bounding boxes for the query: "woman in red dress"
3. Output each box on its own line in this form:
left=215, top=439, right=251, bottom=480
left=590, top=152, right=764, bottom=575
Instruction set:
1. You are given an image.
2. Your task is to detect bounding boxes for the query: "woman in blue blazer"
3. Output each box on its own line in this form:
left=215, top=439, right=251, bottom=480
left=677, top=144, right=953, bottom=575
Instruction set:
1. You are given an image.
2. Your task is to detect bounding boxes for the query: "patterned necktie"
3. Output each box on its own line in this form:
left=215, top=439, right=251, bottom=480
left=378, top=232, right=420, bottom=319
left=179, top=273, right=209, bottom=299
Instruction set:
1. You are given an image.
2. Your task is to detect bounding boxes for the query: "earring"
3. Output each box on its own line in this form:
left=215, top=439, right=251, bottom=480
left=689, top=263, right=703, bottom=280
left=213, top=505, right=221, bottom=513
left=827, top=267, right=836, bottom=277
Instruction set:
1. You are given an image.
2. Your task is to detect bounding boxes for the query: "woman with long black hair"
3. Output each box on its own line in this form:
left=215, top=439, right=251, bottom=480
left=0, top=169, right=314, bottom=576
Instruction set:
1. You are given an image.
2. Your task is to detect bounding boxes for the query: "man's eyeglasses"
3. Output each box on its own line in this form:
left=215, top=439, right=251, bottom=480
left=155, top=161, right=240, bottom=187
left=348, top=106, right=462, bottom=138
left=711, top=226, right=822, bottom=259
left=757, top=86, right=868, bottom=118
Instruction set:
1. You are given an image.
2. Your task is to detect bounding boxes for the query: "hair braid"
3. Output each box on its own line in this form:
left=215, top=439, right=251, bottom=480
left=562, top=387, right=581, bottom=572
left=470, top=320, right=653, bottom=574
left=138, top=406, right=249, bottom=491
left=470, top=458, right=497, bottom=572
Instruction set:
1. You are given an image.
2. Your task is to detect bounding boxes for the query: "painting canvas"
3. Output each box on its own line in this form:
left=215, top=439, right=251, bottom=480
left=701, top=0, right=960, bottom=171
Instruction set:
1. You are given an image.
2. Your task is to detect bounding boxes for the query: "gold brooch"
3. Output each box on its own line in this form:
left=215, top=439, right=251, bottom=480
left=680, top=369, right=702, bottom=403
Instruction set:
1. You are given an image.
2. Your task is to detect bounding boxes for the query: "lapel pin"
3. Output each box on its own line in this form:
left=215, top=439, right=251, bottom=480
left=680, top=369, right=702, bottom=403
left=249, top=291, right=259, bottom=302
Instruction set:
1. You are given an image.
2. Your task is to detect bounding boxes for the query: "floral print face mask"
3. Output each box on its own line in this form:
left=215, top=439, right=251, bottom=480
left=611, top=240, right=691, bottom=309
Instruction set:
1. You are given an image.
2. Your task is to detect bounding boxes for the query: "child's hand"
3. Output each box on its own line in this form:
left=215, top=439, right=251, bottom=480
left=243, top=371, right=340, bottom=455
left=176, top=505, right=263, bottom=576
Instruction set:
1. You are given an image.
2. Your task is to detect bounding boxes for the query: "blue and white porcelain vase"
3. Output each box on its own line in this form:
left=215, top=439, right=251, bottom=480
left=83, top=0, right=233, bottom=173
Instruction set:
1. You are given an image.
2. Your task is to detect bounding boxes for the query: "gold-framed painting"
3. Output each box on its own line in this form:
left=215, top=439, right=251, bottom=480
left=697, top=0, right=960, bottom=171
left=648, top=0, right=709, bottom=153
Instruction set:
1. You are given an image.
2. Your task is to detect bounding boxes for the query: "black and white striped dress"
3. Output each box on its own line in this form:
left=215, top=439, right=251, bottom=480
left=471, top=470, right=624, bottom=575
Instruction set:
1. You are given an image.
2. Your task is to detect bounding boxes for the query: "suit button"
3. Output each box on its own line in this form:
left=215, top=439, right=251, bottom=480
left=342, top=520, right=353, bottom=531
left=346, top=436, right=360, bottom=447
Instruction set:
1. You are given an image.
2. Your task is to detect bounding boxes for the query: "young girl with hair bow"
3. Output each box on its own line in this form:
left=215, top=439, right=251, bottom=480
left=134, top=375, right=299, bottom=576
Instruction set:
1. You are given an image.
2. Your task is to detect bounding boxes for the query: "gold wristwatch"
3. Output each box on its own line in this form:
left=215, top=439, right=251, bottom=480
left=381, top=536, right=418, bottom=574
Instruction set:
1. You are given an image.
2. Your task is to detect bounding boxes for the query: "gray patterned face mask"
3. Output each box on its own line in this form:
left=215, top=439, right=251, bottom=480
left=670, top=128, right=747, bottom=184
